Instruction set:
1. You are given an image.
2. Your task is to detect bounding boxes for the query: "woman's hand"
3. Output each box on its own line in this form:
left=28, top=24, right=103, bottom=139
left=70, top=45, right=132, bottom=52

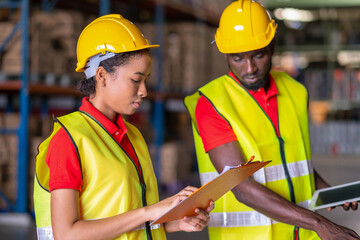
left=165, top=201, right=215, bottom=233
left=146, top=186, right=198, bottom=221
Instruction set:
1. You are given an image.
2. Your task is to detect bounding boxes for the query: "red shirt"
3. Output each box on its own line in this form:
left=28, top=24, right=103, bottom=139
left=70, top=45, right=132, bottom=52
left=46, top=97, right=141, bottom=192
left=195, top=71, right=279, bottom=152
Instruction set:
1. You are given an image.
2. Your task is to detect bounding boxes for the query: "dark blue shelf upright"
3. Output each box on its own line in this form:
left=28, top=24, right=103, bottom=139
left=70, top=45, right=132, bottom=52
left=0, top=0, right=30, bottom=213
left=0, top=0, right=110, bottom=214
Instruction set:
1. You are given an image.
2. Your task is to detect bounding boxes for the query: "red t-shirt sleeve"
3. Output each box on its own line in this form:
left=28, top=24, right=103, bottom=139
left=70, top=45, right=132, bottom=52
left=46, top=128, right=83, bottom=192
left=195, top=95, right=238, bottom=152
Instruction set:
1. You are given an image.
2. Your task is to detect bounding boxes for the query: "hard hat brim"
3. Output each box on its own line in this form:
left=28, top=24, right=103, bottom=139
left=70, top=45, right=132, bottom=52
left=75, top=44, right=160, bottom=72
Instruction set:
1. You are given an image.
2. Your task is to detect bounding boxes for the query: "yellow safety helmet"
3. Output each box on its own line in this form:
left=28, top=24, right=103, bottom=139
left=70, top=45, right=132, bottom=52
left=75, top=14, right=159, bottom=74
left=214, top=0, right=277, bottom=53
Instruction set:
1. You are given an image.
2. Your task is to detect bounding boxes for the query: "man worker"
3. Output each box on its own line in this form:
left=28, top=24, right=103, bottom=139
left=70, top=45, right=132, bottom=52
left=184, top=0, right=359, bottom=239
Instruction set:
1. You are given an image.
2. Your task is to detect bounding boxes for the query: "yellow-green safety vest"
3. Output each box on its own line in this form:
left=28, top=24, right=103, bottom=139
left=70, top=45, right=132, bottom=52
left=184, top=71, right=319, bottom=240
left=34, top=111, right=166, bottom=240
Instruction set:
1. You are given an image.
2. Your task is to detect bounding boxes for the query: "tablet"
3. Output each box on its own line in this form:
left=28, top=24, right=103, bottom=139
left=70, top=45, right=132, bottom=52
left=309, top=180, right=360, bottom=211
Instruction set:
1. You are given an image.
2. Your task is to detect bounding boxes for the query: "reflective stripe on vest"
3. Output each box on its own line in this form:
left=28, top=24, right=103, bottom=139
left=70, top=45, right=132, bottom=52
left=208, top=199, right=311, bottom=228
left=37, top=227, right=53, bottom=240
left=200, top=159, right=313, bottom=185
left=184, top=71, right=318, bottom=239
left=132, top=223, right=162, bottom=232
left=36, top=224, right=162, bottom=240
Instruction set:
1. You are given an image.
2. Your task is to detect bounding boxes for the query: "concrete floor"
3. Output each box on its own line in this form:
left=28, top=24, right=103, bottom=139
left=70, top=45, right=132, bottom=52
left=0, top=224, right=37, bottom=240
left=0, top=154, right=359, bottom=240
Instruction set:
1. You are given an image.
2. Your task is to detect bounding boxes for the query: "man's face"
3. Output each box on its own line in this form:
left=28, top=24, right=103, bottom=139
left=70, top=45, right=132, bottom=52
left=226, top=45, right=273, bottom=91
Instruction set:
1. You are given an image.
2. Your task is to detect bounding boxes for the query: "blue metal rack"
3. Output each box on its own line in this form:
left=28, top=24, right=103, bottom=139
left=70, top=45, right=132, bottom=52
left=0, top=0, right=208, bottom=213
left=0, top=0, right=111, bottom=214
left=0, top=0, right=30, bottom=213
left=152, top=2, right=165, bottom=179
left=99, top=0, right=110, bottom=16
left=18, top=0, right=30, bottom=214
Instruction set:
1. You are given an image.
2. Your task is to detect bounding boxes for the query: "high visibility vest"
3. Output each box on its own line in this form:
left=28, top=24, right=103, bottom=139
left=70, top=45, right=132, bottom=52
left=34, top=111, right=166, bottom=240
left=185, top=71, right=319, bottom=240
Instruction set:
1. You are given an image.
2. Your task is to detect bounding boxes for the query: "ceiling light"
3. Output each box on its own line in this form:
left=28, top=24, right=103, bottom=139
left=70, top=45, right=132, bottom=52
left=274, top=8, right=315, bottom=22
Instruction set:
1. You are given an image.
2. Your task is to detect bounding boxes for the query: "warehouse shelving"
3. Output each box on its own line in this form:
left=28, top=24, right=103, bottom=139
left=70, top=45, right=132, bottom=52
left=264, top=0, right=360, bottom=8
left=0, top=0, right=112, bottom=214
left=0, top=0, right=229, bottom=214
left=0, top=80, right=81, bottom=96
left=276, top=44, right=360, bottom=53
left=147, top=0, right=220, bottom=25
left=133, top=0, right=227, bottom=178
left=266, top=2, right=360, bottom=157
left=0, top=0, right=29, bottom=213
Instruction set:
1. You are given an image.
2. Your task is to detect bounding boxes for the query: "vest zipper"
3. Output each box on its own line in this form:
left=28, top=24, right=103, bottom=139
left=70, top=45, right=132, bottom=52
left=279, top=133, right=298, bottom=239
left=224, top=76, right=299, bottom=238
left=294, top=226, right=299, bottom=240
left=226, top=75, right=297, bottom=203
left=121, top=144, right=152, bottom=240
left=278, top=137, right=296, bottom=203
left=141, top=182, right=153, bottom=240
left=131, top=150, right=152, bottom=240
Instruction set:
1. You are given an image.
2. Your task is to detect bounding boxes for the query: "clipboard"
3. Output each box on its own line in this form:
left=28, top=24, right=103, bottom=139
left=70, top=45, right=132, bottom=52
left=151, top=160, right=271, bottom=225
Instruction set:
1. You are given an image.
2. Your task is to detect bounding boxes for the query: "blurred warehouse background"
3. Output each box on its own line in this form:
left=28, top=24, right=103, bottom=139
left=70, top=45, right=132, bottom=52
left=0, top=0, right=359, bottom=239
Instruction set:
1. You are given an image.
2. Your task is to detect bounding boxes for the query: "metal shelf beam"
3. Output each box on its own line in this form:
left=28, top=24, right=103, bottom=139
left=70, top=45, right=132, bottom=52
left=17, top=0, right=30, bottom=213
left=99, top=0, right=110, bottom=16
left=152, top=2, right=165, bottom=179
left=0, top=0, right=29, bottom=213
left=265, top=0, right=360, bottom=9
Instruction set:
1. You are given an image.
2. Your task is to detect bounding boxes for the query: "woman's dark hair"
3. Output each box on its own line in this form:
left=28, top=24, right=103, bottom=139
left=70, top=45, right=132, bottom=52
left=77, top=49, right=149, bottom=96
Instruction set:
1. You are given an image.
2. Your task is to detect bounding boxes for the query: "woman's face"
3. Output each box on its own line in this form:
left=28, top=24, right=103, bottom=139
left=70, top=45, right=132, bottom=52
left=93, top=51, right=152, bottom=119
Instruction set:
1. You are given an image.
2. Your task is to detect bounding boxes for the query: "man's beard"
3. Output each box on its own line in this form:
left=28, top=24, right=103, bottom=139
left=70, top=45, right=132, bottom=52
left=229, top=62, right=272, bottom=91
left=239, top=76, right=268, bottom=91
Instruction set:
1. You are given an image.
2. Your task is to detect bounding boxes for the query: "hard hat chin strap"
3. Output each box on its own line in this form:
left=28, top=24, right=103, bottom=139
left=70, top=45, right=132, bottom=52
left=84, top=51, right=116, bottom=79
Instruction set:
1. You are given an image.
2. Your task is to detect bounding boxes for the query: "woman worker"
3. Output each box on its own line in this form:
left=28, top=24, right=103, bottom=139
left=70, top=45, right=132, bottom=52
left=34, top=14, right=213, bottom=240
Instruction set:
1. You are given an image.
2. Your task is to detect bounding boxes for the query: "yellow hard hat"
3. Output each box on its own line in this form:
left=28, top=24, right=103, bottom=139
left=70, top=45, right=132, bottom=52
left=75, top=14, right=159, bottom=73
left=215, top=0, right=277, bottom=53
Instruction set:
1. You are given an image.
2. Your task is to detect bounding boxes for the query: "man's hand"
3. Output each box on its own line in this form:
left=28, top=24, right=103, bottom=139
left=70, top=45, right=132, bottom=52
left=327, top=201, right=359, bottom=211
left=316, top=217, right=360, bottom=240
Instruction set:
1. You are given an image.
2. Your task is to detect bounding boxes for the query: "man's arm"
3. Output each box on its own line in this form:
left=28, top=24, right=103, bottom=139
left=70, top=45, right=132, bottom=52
left=208, top=141, right=360, bottom=240
left=314, top=169, right=358, bottom=211
left=314, top=170, right=330, bottom=189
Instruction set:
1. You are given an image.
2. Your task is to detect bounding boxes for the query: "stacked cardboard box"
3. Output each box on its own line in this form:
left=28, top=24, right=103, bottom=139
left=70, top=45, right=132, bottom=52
left=0, top=113, right=20, bottom=209
left=204, top=0, right=232, bottom=17
left=137, top=21, right=229, bottom=94
left=0, top=9, right=89, bottom=83
left=0, top=10, right=228, bottom=92
left=172, top=22, right=211, bottom=93
left=159, top=112, right=196, bottom=192
left=135, top=21, right=229, bottom=192
left=136, top=22, right=158, bottom=91
left=0, top=113, right=52, bottom=211
left=167, top=0, right=231, bottom=18
left=208, top=28, right=229, bottom=81
left=30, top=9, right=88, bottom=81
left=0, top=22, right=22, bottom=75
